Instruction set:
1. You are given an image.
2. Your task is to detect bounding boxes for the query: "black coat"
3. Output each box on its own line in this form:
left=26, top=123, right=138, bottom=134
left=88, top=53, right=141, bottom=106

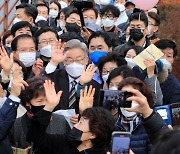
left=46, top=69, right=102, bottom=112
left=27, top=110, right=108, bottom=154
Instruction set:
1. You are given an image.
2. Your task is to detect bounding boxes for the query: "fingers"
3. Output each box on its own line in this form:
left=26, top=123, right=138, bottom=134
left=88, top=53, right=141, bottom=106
left=57, top=91, right=63, bottom=98
left=0, top=46, right=8, bottom=57
left=81, top=85, right=95, bottom=98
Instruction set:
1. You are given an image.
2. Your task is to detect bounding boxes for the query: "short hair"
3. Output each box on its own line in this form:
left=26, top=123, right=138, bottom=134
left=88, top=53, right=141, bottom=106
left=20, top=76, right=49, bottom=108
left=64, top=39, right=88, bottom=56
left=82, top=107, right=115, bottom=148
left=130, top=12, right=148, bottom=27
left=34, top=27, right=59, bottom=46
left=36, top=3, right=50, bottom=14
left=59, top=6, right=71, bottom=15
left=82, top=8, right=99, bottom=19
left=148, top=12, right=160, bottom=26
left=98, top=52, right=127, bottom=75
left=118, top=77, right=154, bottom=108
left=65, top=7, right=79, bottom=20
left=11, top=21, right=33, bottom=37
left=11, top=34, right=36, bottom=51
left=59, top=32, right=79, bottom=43
left=100, top=5, right=120, bottom=18
left=123, top=45, right=144, bottom=58
left=88, top=31, right=112, bottom=48
left=107, top=65, right=135, bottom=86
left=152, top=129, right=180, bottom=154
left=154, top=39, right=178, bottom=57
left=16, top=3, right=38, bottom=23
left=2, top=30, right=12, bottom=46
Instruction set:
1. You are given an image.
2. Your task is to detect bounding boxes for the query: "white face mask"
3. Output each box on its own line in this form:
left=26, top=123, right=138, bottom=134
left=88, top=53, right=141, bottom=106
left=35, top=16, right=47, bottom=23
left=126, top=37, right=130, bottom=42
left=59, top=1, right=68, bottom=8
left=96, top=18, right=102, bottom=27
left=85, top=19, right=96, bottom=25
left=102, top=73, right=109, bottom=83
left=160, top=58, right=172, bottom=70
left=125, top=57, right=137, bottom=69
left=147, top=25, right=151, bottom=36
left=57, top=21, right=65, bottom=30
left=65, top=62, right=84, bottom=78
left=102, top=18, right=114, bottom=27
left=13, top=18, right=21, bottom=25
left=40, top=45, right=52, bottom=58
left=49, top=10, right=59, bottom=18
left=109, top=86, right=118, bottom=90
left=19, top=52, right=36, bottom=67
left=99, top=0, right=111, bottom=5
left=120, top=101, right=139, bottom=117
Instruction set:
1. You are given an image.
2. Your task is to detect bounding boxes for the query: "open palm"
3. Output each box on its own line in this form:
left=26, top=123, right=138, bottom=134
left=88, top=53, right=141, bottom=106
left=80, top=64, right=97, bottom=85
left=79, top=85, right=95, bottom=114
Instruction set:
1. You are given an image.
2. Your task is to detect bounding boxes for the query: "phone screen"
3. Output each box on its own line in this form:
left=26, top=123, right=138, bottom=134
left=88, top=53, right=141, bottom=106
left=112, top=134, right=130, bottom=154
left=98, top=90, right=132, bottom=110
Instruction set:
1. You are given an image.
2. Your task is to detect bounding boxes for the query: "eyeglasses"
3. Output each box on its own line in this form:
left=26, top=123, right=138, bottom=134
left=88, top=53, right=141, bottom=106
left=65, top=56, right=86, bottom=65
left=39, top=38, right=56, bottom=46
left=102, top=14, right=114, bottom=20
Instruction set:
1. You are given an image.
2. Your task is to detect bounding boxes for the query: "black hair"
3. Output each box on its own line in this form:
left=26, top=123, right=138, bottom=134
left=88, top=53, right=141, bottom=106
left=59, top=32, right=79, bottom=43
left=82, top=107, right=115, bottom=148
left=16, top=3, right=38, bottom=23
left=32, top=0, right=48, bottom=5
left=11, top=21, right=33, bottom=37
left=107, top=65, right=135, bottom=86
left=36, top=3, right=50, bottom=14
left=20, top=75, right=49, bottom=108
left=118, top=77, right=154, bottom=108
left=100, top=5, right=120, bottom=18
left=65, top=7, right=79, bottom=20
left=148, top=12, right=160, bottom=26
left=50, top=0, right=61, bottom=12
left=2, top=30, right=12, bottom=46
left=123, top=45, right=144, bottom=58
left=34, top=27, right=59, bottom=46
left=98, top=52, right=127, bottom=75
left=88, top=31, right=112, bottom=48
left=83, top=7, right=99, bottom=19
left=154, top=39, right=178, bottom=57
left=130, top=12, right=148, bottom=27
left=152, top=129, right=180, bottom=154
left=11, top=34, right=36, bottom=51
left=36, top=20, right=49, bottom=29
left=59, top=6, right=71, bottom=15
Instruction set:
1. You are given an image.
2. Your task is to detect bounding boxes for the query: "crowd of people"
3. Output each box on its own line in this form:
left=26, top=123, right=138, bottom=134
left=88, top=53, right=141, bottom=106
left=0, top=0, right=180, bottom=153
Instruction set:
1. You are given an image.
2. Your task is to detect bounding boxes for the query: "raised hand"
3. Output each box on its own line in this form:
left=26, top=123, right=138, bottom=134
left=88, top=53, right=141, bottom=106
left=10, top=66, right=28, bottom=97
left=123, top=88, right=153, bottom=118
left=81, top=27, right=91, bottom=42
left=144, top=59, right=156, bottom=78
left=79, top=85, right=95, bottom=114
left=50, top=40, right=67, bottom=66
left=43, top=80, right=62, bottom=112
left=32, top=58, right=44, bottom=76
left=0, top=46, right=14, bottom=77
left=79, top=64, right=97, bottom=85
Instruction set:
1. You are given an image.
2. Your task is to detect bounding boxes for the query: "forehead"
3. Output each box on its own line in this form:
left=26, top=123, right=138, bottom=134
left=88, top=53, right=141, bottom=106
left=17, top=37, right=35, bottom=47
left=39, top=31, right=57, bottom=39
left=66, top=47, right=85, bottom=57
left=130, top=20, right=146, bottom=27
left=89, top=37, right=106, bottom=46
left=83, top=9, right=96, bottom=15
left=103, top=61, right=118, bottom=69
left=68, top=13, right=80, bottom=20
left=162, top=48, right=174, bottom=55
left=37, top=6, right=48, bottom=12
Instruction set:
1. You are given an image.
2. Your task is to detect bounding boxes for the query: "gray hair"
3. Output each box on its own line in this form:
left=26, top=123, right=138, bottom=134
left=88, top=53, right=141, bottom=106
left=64, top=39, right=88, bottom=56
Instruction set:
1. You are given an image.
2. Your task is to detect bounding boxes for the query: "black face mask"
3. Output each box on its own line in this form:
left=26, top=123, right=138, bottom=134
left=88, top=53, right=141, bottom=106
left=30, top=104, right=45, bottom=114
left=130, top=28, right=144, bottom=41
left=65, top=22, right=81, bottom=33
left=68, top=127, right=83, bottom=147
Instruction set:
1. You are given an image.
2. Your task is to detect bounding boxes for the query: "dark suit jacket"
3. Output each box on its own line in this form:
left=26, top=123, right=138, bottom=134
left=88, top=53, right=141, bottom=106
left=46, top=69, right=102, bottom=113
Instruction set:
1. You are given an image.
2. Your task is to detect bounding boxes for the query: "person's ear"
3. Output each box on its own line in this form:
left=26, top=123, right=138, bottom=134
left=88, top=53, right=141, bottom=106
left=89, top=133, right=96, bottom=140
left=84, top=56, right=89, bottom=65
left=114, top=17, right=118, bottom=22
left=29, top=17, right=34, bottom=25
left=153, top=26, right=159, bottom=33
left=109, top=47, right=112, bottom=52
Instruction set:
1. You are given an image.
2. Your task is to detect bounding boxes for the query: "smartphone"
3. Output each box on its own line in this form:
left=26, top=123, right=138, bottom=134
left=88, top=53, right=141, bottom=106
left=170, top=103, right=180, bottom=126
left=111, top=131, right=131, bottom=154
left=98, top=90, right=132, bottom=110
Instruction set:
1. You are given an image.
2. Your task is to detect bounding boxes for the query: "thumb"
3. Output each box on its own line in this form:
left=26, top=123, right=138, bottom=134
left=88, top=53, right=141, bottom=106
left=57, top=91, right=63, bottom=98
left=10, top=53, right=14, bottom=60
